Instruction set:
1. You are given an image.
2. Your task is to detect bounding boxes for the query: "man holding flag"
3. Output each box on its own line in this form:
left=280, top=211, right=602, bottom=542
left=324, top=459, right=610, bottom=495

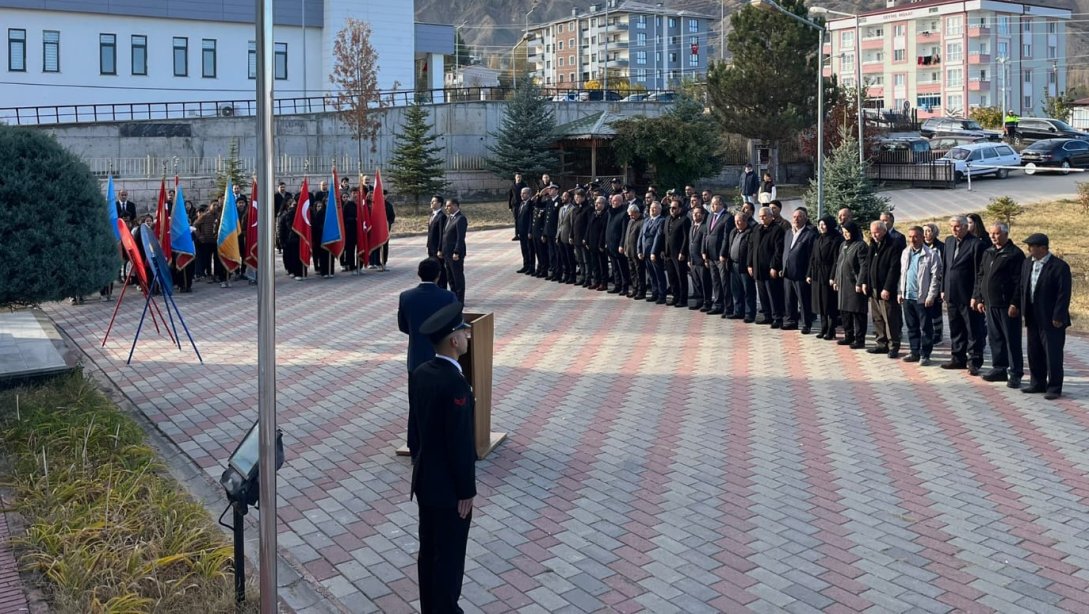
left=368, top=169, right=391, bottom=271
left=290, top=177, right=312, bottom=280
left=320, top=168, right=345, bottom=279
left=245, top=176, right=259, bottom=284
left=170, top=177, right=197, bottom=293
left=217, top=179, right=242, bottom=288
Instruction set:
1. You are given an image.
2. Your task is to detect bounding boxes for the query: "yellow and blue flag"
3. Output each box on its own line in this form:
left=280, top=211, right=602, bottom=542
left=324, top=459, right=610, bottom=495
left=217, top=179, right=242, bottom=272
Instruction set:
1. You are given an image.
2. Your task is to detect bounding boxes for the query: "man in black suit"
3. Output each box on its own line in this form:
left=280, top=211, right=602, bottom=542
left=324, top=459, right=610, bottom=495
left=725, top=212, right=757, bottom=322
left=688, top=205, right=711, bottom=311
left=399, top=258, right=458, bottom=375
left=532, top=186, right=555, bottom=278
left=782, top=208, right=818, bottom=333
left=974, top=222, right=1026, bottom=387
left=274, top=182, right=291, bottom=219
left=605, top=194, right=630, bottom=294
left=748, top=206, right=786, bottom=328
left=664, top=200, right=691, bottom=307
left=1017, top=233, right=1071, bottom=400
left=426, top=195, right=448, bottom=288
left=409, top=302, right=477, bottom=613
left=115, top=189, right=137, bottom=226
left=702, top=196, right=730, bottom=315
left=438, top=198, right=468, bottom=303
left=863, top=219, right=906, bottom=357
left=515, top=188, right=536, bottom=275
left=507, top=173, right=526, bottom=240
left=942, top=215, right=987, bottom=374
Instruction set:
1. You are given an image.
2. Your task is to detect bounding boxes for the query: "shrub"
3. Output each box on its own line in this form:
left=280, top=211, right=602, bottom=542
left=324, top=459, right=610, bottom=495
left=1078, top=181, right=1089, bottom=215
left=969, top=106, right=1003, bottom=130
left=0, top=127, right=117, bottom=307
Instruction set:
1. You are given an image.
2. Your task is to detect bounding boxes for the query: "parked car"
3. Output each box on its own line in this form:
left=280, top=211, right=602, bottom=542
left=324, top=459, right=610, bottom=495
left=622, top=93, right=649, bottom=102
left=928, top=135, right=989, bottom=157
left=551, top=91, right=578, bottom=102
left=1020, top=138, right=1089, bottom=175
left=940, top=142, right=1020, bottom=181
left=645, top=91, right=676, bottom=102
left=873, top=137, right=934, bottom=164
left=579, top=90, right=622, bottom=102
left=920, top=117, right=1002, bottom=141
left=1011, top=117, right=1089, bottom=144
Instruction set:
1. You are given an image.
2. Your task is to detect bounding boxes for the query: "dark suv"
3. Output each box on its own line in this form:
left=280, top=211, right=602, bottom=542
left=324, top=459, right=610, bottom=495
left=1011, top=117, right=1089, bottom=144
left=920, top=117, right=1002, bottom=141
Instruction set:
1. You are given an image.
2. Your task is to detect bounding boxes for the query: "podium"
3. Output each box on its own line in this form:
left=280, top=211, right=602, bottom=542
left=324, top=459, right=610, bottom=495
left=396, top=311, right=506, bottom=460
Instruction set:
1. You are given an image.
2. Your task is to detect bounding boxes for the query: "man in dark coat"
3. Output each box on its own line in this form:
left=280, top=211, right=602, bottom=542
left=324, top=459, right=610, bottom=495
left=426, top=195, right=448, bottom=288
left=116, top=189, right=137, bottom=226
left=782, top=208, right=818, bottom=333
left=688, top=205, right=712, bottom=311
left=409, top=302, right=477, bottom=613
left=1017, top=233, right=1071, bottom=400
left=543, top=187, right=561, bottom=279
left=941, top=215, right=987, bottom=374
left=532, top=186, right=555, bottom=278
left=974, top=222, right=1025, bottom=387
left=702, top=196, right=731, bottom=315
left=622, top=205, right=645, bottom=298
left=638, top=201, right=667, bottom=303
left=748, top=206, right=786, bottom=327
left=664, top=200, right=691, bottom=307
left=739, top=163, right=759, bottom=206
left=438, top=199, right=468, bottom=303
left=515, top=188, right=536, bottom=276
left=862, top=219, right=906, bottom=357
left=605, top=194, right=630, bottom=294
left=399, top=258, right=458, bottom=375
left=725, top=212, right=757, bottom=322
left=584, top=196, right=609, bottom=290
left=507, top=173, right=527, bottom=240
left=571, top=192, right=593, bottom=286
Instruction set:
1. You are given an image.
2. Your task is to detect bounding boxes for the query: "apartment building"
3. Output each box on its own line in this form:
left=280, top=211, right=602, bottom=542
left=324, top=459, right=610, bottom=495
left=525, top=0, right=714, bottom=91
left=824, top=0, right=1071, bottom=119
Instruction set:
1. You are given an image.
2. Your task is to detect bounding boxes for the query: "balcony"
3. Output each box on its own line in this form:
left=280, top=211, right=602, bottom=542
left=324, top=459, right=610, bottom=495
left=606, top=58, right=629, bottom=68
left=967, top=52, right=991, bottom=64
left=967, top=78, right=991, bottom=91
left=862, top=61, right=884, bottom=74
left=917, top=31, right=939, bottom=43
left=917, top=54, right=941, bottom=66
left=866, top=85, right=884, bottom=97
left=861, top=38, right=884, bottom=50
left=917, top=80, right=942, bottom=94
left=606, top=22, right=628, bottom=32
left=967, top=25, right=991, bottom=37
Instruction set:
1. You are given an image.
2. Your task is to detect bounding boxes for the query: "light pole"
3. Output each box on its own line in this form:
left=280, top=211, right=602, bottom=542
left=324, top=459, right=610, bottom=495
left=811, top=6, right=863, bottom=164
left=998, top=56, right=1008, bottom=133
left=749, top=0, right=825, bottom=218
left=520, top=4, right=538, bottom=90
left=604, top=2, right=609, bottom=93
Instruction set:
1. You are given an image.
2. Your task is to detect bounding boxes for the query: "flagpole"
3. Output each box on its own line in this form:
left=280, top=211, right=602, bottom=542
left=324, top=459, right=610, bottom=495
left=255, top=0, right=278, bottom=609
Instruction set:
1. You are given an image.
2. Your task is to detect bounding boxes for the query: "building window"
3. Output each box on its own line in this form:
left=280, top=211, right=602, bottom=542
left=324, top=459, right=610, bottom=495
left=893, top=49, right=905, bottom=62
left=946, top=67, right=963, bottom=87
left=637, top=15, right=646, bottom=29
left=945, top=16, right=963, bottom=37
left=841, top=52, right=854, bottom=72
left=668, top=52, right=676, bottom=63
left=1024, top=93, right=1032, bottom=111
left=893, top=24, right=906, bottom=37
left=688, top=19, right=698, bottom=33
left=656, top=51, right=661, bottom=63
left=8, top=29, right=25, bottom=72
left=1048, top=43, right=1058, bottom=60
left=947, top=94, right=962, bottom=112
left=894, top=74, right=905, bottom=87
left=917, top=94, right=941, bottom=109
left=173, top=37, right=187, bottom=76
left=558, top=40, right=564, bottom=50
left=997, top=16, right=1009, bottom=36
left=131, top=35, right=147, bottom=75
left=558, top=74, right=564, bottom=83
left=247, top=41, right=256, bottom=79
left=668, top=18, right=676, bottom=28
left=689, top=53, right=698, bottom=67
left=568, top=38, right=574, bottom=48
left=637, top=32, right=646, bottom=45
left=274, top=42, right=287, bottom=80
left=559, top=56, right=564, bottom=67
left=635, top=68, right=646, bottom=81
left=636, top=50, right=647, bottom=65
left=997, top=41, right=1008, bottom=58
left=841, top=30, right=854, bottom=49
left=202, top=39, right=216, bottom=78
left=1048, top=21, right=1057, bottom=35
left=569, top=23, right=575, bottom=32
left=946, top=42, right=962, bottom=62
left=100, top=34, right=116, bottom=75
left=42, top=30, right=59, bottom=73
left=569, top=54, right=574, bottom=65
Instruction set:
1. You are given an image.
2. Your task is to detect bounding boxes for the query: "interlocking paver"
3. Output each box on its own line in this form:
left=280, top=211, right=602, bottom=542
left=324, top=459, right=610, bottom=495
left=40, top=226, right=1089, bottom=612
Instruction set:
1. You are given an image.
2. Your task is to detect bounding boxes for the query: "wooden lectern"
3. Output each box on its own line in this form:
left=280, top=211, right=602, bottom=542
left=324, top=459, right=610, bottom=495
left=396, top=311, right=506, bottom=460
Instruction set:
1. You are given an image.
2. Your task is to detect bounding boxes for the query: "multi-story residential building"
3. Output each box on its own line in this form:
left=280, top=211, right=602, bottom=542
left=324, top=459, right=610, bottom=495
left=525, top=0, right=714, bottom=91
left=0, top=0, right=452, bottom=113
left=824, top=0, right=1071, bottom=119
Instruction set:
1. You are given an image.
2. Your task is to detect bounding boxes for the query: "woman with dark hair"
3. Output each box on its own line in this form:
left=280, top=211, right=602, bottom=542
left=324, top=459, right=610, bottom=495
left=967, top=213, right=992, bottom=249
left=757, top=172, right=776, bottom=205
left=834, top=221, right=868, bottom=349
left=807, top=215, right=843, bottom=340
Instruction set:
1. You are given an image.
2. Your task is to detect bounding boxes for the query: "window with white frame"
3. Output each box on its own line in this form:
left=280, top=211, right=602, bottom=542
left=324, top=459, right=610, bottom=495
left=947, top=94, right=962, bottom=111
left=894, top=74, right=905, bottom=87
left=997, top=16, right=1009, bottom=35
left=637, top=15, right=646, bottom=28
left=946, top=42, right=962, bottom=62
left=568, top=38, right=575, bottom=48
left=917, top=94, right=941, bottom=109
left=893, top=24, right=906, bottom=37
left=945, top=16, right=963, bottom=37
left=42, top=30, right=59, bottom=73
left=637, top=32, right=646, bottom=45
left=841, top=30, right=854, bottom=49
left=997, top=41, right=1008, bottom=58
left=689, top=53, right=697, bottom=66
left=8, top=29, right=25, bottom=72
left=946, top=67, right=962, bottom=87
left=558, top=40, right=563, bottom=50
left=668, top=18, right=676, bottom=28
left=636, top=68, right=647, bottom=81
left=636, top=50, right=647, bottom=64
left=1048, top=21, right=1057, bottom=34
left=893, top=49, right=905, bottom=62
left=841, top=52, right=854, bottom=72
left=559, top=56, right=564, bottom=67
left=688, top=19, right=698, bottom=33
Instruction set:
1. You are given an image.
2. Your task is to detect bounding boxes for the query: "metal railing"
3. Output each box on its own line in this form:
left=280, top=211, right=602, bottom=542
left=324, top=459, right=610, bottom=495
left=0, top=86, right=677, bottom=126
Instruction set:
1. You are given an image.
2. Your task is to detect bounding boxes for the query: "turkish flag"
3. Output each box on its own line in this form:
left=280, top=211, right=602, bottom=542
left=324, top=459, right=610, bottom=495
left=293, top=177, right=312, bottom=267
left=245, top=177, right=259, bottom=269
left=367, top=169, right=390, bottom=258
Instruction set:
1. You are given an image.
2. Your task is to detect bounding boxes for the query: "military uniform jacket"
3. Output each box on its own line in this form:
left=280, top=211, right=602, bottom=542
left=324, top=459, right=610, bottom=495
left=409, top=358, right=477, bottom=507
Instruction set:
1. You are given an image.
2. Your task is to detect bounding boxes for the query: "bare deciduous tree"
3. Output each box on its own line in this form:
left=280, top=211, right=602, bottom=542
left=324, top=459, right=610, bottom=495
left=330, top=18, right=382, bottom=165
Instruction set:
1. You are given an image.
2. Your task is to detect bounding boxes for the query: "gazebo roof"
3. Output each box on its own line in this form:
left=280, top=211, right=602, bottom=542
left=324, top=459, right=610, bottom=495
left=554, top=111, right=619, bottom=140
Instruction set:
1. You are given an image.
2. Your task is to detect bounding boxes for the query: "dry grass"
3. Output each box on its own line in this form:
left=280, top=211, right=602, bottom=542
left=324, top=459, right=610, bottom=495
left=0, top=373, right=258, bottom=613
left=392, top=201, right=513, bottom=237
left=906, top=198, right=1089, bottom=333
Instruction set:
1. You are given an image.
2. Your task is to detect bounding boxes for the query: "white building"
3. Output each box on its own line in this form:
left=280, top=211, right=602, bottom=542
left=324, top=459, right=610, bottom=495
left=445, top=65, right=501, bottom=88
left=0, top=0, right=452, bottom=119
left=824, top=0, right=1071, bottom=120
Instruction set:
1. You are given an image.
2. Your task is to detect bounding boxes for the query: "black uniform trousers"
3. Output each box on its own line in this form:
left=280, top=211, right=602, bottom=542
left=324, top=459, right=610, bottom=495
left=518, top=236, right=535, bottom=273
left=730, top=263, right=757, bottom=319
left=842, top=310, right=868, bottom=343
left=417, top=504, right=471, bottom=614
left=536, top=238, right=552, bottom=276
left=1026, top=308, right=1065, bottom=394
left=666, top=257, right=687, bottom=304
left=785, top=279, right=814, bottom=327
left=947, top=302, right=985, bottom=366
left=445, top=258, right=465, bottom=303
left=610, top=251, right=630, bottom=290
left=574, top=245, right=588, bottom=283
left=987, top=305, right=1023, bottom=377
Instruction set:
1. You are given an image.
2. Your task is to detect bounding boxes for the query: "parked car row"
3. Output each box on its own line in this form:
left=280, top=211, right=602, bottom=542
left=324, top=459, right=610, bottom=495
left=547, top=90, right=675, bottom=103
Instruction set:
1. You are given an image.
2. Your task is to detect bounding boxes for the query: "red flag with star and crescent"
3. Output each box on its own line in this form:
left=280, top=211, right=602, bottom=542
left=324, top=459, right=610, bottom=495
left=245, top=177, right=259, bottom=270
left=367, top=168, right=390, bottom=258
left=292, top=177, right=312, bottom=267
left=153, top=177, right=171, bottom=261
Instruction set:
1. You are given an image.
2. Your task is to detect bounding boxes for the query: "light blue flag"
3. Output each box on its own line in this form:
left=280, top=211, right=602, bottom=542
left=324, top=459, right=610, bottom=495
left=170, top=181, right=196, bottom=269
left=106, top=174, right=120, bottom=241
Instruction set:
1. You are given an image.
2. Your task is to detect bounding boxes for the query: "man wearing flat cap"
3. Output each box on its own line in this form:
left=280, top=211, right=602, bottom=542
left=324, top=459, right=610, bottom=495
left=409, top=302, right=477, bottom=612
left=1017, top=233, right=1071, bottom=400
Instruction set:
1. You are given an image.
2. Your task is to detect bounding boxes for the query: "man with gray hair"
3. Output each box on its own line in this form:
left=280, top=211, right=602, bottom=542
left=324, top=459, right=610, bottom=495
left=703, top=195, right=731, bottom=315
left=973, top=222, right=1026, bottom=387
left=622, top=204, right=645, bottom=298
left=862, top=219, right=905, bottom=357
left=748, top=206, right=786, bottom=327
left=942, top=215, right=987, bottom=374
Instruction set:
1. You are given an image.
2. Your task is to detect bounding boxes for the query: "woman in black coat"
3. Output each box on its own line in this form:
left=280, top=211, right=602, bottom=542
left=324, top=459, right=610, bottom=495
left=807, top=215, right=843, bottom=340
left=833, top=221, right=868, bottom=349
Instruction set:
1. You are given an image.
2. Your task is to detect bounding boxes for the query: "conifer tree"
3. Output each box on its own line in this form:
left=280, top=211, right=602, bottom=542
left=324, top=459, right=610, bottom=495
left=484, top=80, right=560, bottom=179
left=804, top=129, right=889, bottom=225
left=215, top=139, right=247, bottom=197
left=388, top=103, right=449, bottom=213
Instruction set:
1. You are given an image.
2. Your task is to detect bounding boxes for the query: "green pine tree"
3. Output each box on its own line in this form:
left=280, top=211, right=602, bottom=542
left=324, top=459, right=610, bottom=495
left=613, top=93, right=723, bottom=191
left=484, top=80, right=560, bottom=179
left=388, top=103, right=449, bottom=214
left=804, top=129, right=889, bottom=226
left=215, top=139, right=248, bottom=198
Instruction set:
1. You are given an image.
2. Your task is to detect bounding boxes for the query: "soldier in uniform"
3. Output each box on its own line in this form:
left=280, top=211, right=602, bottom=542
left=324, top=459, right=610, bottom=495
left=409, top=302, right=477, bottom=613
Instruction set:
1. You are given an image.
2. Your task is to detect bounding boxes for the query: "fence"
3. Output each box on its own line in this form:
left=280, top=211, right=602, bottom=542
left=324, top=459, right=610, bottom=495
left=867, top=155, right=955, bottom=188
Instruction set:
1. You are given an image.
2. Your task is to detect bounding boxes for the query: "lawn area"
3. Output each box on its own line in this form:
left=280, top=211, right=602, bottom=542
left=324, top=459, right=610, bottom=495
left=0, top=372, right=256, bottom=613
left=392, top=201, right=512, bottom=237
left=906, top=198, right=1088, bottom=333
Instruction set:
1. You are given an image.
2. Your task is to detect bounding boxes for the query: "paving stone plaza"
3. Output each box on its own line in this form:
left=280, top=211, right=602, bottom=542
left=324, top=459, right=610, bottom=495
left=44, top=226, right=1089, bottom=613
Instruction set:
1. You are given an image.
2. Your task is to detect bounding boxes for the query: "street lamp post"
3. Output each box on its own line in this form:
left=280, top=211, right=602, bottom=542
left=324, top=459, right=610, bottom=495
left=811, top=6, right=863, bottom=164
left=749, top=0, right=825, bottom=218
left=520, top=5, right=538, bottom=90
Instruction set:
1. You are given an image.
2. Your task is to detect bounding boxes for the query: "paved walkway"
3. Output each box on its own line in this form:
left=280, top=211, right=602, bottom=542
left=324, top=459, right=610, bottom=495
left=43, top=226, right=1089, bottom=613
left=0, top=500, right=28, bottom=614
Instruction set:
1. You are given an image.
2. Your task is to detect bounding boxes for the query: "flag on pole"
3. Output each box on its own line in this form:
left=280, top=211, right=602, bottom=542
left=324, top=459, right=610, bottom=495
left=106, top=174, right=120, bottom=241
left=355, top=171, right=369, bottom=262
left=245, top=177, right=259, bottom=270
left=321, top=167, right=345, bottom=257
left=367, top=168, right=390, bottom=258
left=153, top=177, right=172, bottom=261
left=293, top=177, right=312, bottom=267
left=170, top=178, right=196, bottom=270
left=217, top=179, right=242, bottom=272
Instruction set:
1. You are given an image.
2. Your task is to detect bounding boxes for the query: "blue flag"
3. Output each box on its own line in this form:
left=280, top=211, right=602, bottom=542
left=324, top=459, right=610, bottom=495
left=106, top=174, right=120, bottom=241
left=171, top=180, right=196, bottom=269
left=321, top=168, right=344, bottom=256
